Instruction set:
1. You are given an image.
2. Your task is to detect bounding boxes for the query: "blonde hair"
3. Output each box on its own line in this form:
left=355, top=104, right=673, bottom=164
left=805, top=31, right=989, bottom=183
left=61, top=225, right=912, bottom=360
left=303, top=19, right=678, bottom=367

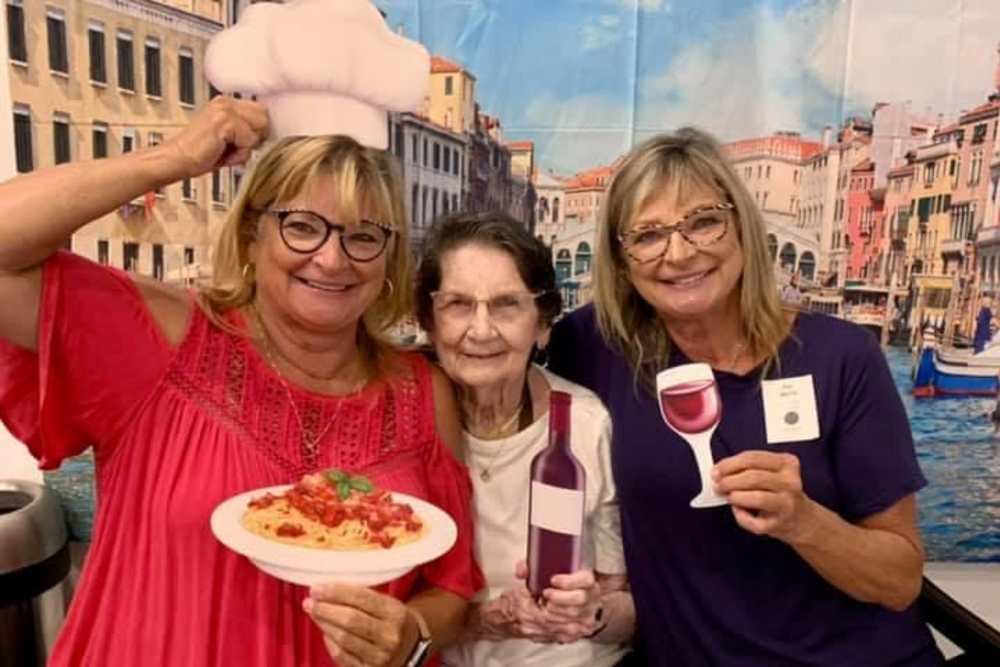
left=593, top=127, right=791, bottom=391
left=200, top=135, right=412, bottom=374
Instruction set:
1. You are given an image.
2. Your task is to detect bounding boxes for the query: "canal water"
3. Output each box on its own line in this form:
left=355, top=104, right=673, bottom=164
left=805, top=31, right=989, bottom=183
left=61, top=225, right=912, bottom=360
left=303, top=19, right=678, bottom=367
left=885, top=346, right=1000, bottom=562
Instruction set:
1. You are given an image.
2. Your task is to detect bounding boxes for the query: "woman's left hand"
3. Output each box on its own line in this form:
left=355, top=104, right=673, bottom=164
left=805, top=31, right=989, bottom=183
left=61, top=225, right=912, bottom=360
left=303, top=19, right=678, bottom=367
left=304, top=582, right=417, bottom=667
left=712, top=450, right=818, bottom=544
left=514, top=562, right=604, bottom=643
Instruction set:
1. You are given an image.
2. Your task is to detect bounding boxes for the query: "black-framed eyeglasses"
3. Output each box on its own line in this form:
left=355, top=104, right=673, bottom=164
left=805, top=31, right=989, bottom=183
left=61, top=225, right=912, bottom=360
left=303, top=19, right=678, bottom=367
left=261, top=208, right=395, bottom=262
left=618, top=202, right=734, bottom=264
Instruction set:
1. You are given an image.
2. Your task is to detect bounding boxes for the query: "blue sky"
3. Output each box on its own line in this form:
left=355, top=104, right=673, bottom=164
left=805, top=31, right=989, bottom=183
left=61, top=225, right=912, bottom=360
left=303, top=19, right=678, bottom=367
left=376, top=0, right=1000, bottom=174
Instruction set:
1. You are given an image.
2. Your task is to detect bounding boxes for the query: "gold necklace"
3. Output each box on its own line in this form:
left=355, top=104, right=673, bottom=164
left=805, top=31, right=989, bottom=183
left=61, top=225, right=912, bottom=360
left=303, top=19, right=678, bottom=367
left=251, top=307, right=363, bottom=459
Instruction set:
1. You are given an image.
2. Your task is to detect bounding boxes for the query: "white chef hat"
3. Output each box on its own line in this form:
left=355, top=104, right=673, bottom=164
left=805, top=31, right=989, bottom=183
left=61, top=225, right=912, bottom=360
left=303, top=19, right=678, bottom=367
left=204, top=0, right=430, bottom=149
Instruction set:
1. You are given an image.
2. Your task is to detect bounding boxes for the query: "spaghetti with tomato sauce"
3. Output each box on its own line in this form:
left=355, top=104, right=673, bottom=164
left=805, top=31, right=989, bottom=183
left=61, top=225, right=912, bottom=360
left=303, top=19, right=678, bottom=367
left=241, top=471, right=426, bottom=550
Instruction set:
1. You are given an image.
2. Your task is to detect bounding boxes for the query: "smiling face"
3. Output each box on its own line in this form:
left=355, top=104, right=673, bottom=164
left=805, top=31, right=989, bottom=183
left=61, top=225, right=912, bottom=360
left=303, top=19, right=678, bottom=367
left=429, top=243, right=550, bottom=391
left=623, top=180, right=744, bottom=325
left=248, top=174, right=389, bottom=336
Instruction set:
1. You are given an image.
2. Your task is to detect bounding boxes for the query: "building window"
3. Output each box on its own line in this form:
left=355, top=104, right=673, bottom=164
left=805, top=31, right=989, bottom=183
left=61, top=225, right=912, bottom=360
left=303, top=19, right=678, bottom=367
left=574, top=242, right=592, bottom=276
left=970, top=151, right=983, bottom=186
left=179, top=48, right=195, bottom=105
left=13, top=104, right=32, bottom=173
left=53, top=113, right=71, bottom=164
left=443, top=147, right=450, bottom=174
left=47, top=8, right=68, bottom=74
left=393, top=123, right=403, bottom=159
left=411, top=184, right=419, bottom=226
left=411, top=135, right=418, bottom=164
left=92, top=122, right=108, bottom=159
left=122, top=128, right=136, bottom=153
left=232, top=171, right=242, bottom=196
left=152, top=244, right=163, bottom=281
left=423, top=138, right=428, bottom=167
left=445, top=75, right=453, bottom=95
left=454, top=151, right=461, bottom=176
left=433, top=143, right=440, bottom=170
left=972, top=123, right=988, bottom=145
left=97, top=239, right=109, bottom=265
left=212, top=170, right=224, bottom=203
left=145, top=37, right=161, bottom=97
left=123, top=242, right=139, bottom=271
left=184, top=247, right=195, bottom=265
left=452, top=193, right=458, bottom=211
left=182, top=177, right=195, bottom=201
left=117, top=31, right=134, bottom=91
left=7, top=1, right=27, bottom=63
left=87, top=22, right=107, bottom=84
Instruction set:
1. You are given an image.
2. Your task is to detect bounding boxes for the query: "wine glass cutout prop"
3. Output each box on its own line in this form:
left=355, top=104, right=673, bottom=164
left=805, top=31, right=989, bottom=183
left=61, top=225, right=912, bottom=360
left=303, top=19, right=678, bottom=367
left=526, top=390, right=585, bottom=601
left=656, top=363, right=728, bottom=508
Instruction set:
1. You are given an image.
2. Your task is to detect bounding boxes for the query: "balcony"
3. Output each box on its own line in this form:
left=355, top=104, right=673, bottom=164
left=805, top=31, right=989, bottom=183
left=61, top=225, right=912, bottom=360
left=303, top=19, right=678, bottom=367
left=940, top=239, right=968, bottom=258
left=977, top=225, right=1000, bottom=247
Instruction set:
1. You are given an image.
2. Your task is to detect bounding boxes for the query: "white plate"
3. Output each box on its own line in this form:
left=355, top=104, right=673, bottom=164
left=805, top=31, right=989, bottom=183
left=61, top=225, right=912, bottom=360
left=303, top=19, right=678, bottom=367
left=210, top=485, right=457, bottom=587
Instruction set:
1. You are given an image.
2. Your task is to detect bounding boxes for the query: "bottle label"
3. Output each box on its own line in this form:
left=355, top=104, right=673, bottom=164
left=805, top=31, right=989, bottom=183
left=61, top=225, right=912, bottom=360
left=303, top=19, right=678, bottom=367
left=530, top=481, right=584, bottom=536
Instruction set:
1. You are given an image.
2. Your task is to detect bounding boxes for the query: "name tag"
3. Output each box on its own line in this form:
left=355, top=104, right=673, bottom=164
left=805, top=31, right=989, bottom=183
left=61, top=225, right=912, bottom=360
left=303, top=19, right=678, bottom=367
left=761, top=375, right=820, bottom=444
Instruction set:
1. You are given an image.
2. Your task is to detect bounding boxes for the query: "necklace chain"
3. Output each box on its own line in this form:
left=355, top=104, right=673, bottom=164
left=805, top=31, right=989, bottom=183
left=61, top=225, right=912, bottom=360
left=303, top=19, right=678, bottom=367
left=250, top=307, right=362, bottom=460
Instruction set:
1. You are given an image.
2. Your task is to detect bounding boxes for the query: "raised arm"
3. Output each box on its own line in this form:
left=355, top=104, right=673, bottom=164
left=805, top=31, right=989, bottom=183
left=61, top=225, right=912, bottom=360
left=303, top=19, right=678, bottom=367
left=0, top=97, right=268, bottom=350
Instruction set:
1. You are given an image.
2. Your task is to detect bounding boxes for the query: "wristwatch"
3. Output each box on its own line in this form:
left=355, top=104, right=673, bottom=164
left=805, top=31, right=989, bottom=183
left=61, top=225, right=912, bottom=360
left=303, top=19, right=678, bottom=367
left=403, top=607, right=433, bottom=667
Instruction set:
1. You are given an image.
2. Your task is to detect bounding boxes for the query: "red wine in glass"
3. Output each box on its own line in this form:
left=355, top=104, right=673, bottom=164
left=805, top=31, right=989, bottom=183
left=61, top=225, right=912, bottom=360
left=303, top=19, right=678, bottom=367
left=660, top=379, right=721, bottom=434
left=656, top=363, right=728, bottom=508
left=527, top=390, right=585, bottom=600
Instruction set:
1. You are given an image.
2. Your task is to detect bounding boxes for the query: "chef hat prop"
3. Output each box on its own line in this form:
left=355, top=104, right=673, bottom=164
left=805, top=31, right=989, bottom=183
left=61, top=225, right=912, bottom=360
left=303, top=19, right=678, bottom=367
left=205, top=0, right=430, bottom=149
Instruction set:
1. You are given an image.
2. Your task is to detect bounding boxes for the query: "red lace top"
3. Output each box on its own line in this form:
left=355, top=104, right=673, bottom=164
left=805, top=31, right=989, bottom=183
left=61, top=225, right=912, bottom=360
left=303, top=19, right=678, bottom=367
left=0, top=252, right=483, bottom=666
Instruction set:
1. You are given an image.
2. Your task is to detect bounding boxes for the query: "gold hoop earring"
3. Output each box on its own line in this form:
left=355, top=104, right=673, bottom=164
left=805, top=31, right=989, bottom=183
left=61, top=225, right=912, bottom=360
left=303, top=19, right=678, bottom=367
left=242, top=263, right=255, bottom=283
left=383, top=279, right=395, bottom=298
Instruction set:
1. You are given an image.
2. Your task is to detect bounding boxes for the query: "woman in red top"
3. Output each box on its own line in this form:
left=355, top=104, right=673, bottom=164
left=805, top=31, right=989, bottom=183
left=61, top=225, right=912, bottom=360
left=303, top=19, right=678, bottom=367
left=0, top=97, right=482, bottom=666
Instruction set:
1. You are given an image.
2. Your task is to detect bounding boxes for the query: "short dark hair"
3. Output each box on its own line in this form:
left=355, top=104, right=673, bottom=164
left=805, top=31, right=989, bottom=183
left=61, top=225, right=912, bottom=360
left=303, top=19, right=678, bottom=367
left=415, top=211, right=562, bottom=333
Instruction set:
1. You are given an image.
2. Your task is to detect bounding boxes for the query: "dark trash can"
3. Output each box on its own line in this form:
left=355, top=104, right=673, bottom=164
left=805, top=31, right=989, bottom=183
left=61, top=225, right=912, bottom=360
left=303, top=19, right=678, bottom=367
left=0, top=480, right=70, bottom=667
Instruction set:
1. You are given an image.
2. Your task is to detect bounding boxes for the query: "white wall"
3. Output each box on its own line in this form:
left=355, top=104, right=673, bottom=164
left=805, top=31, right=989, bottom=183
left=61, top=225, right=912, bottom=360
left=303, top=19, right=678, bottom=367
left=0, top=9, right=40, bottom=482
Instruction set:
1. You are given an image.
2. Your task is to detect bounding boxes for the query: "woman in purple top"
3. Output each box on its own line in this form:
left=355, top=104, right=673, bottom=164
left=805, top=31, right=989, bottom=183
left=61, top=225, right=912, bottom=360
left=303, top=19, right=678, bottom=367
left=548, top=128, right=943, bottom=666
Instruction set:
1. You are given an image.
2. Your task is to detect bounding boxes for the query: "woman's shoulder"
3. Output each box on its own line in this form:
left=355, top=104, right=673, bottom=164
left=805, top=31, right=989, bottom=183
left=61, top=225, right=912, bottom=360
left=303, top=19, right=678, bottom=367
left=785, top=311, right=882, bottom=358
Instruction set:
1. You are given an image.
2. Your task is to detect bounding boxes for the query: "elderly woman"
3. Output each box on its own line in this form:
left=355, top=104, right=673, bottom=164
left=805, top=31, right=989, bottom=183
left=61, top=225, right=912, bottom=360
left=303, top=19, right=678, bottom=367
left=0, top=97, right=482, bottom=666
left=548, top=128, right=943, bottom=666
left=415, top=213, right=636, bottom=667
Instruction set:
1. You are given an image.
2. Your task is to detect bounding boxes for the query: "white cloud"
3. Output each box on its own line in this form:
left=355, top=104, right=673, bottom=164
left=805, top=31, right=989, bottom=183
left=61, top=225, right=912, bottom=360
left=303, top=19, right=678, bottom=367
left=635, top=0, right=1000, bottom=142
left=806, top=0, right=1000, bottom=120
left=513, top=92, right=634, bottom=171
left=637, top=4, right=822, bottom=140
left=580, top=14, right=623, bottom=51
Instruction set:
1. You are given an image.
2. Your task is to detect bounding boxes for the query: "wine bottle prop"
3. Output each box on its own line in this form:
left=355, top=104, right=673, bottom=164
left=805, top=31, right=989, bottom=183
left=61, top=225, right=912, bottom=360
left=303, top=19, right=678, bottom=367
left=527, top=390, right=585, bottom=599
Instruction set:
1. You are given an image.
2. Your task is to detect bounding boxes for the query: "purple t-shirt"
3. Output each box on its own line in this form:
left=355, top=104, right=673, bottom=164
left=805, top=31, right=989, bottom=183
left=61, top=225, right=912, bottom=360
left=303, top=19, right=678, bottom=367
left=549, top=305, right=943, bottom=666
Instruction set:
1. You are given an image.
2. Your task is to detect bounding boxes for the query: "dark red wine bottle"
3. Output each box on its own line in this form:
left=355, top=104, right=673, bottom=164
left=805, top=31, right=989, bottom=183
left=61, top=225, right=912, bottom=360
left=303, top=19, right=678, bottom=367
left=527, top=390, right=585, bottom=599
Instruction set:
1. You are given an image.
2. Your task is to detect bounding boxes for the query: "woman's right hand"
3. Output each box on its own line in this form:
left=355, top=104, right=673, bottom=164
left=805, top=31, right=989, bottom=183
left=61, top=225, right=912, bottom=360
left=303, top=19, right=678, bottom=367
left=159, top=96, right=269, bottom=180
left=473, top=590, right=552, bottom=642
